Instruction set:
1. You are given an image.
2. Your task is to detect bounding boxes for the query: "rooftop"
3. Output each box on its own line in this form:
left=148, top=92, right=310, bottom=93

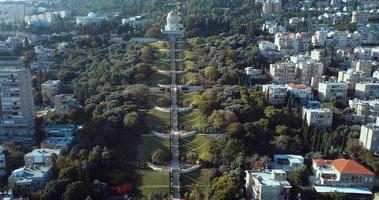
left=25, top=148, right=60, bottom=158
left=10, top=165, right=52, bottom=181
left=314, top=186, right=372, bottom=195
left=246, top=169, right=291, bottom=187
left=287, top=84, right=311, bottom=89
left=313, top=159, right=374, bottom=175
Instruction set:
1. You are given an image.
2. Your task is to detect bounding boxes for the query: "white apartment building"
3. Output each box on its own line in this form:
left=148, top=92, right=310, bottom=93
left=245, top=169, right=291, bottom=200
left=0, top=4, right=33, bottom=26
left=262, top=0, right=282, bottom=15
left=318, top=81, right=348, bottom=102
left=0, top=61, right=35, bottom=144
left=272, top=154, right=305, bottom=172
left=269, top=55, right=323, bottom=85
left=338, top=69, right=366, bottom=90
left=24, top=10, right=70, bottom=24
left=0, top=147, right=5, bottom=177
left=302, top=107, right=333, bottom=127
left=355, top=82, right=379, bottom=100
left=245, top=67, right=262, bottom=77
left=262, top=84, right=287, bottom=105
left=312, top=31, right=328, bottom=47
left=286, top=84, right=313, bottom=101
left=41, top=80, right=61, bottom=104
left=274, top=32, right=310, bottom=55
left=76, top=12, right=106, bottom=25
left=327, top=31, right=361, bottom=48
left=312, top=159, right=375, bottom=194
left=360, top=124, right=379, bottom=153
left=352, top=11, right=369, bottom=23
left=269, top=62, right=297, bottom=84
left=349, top=99, right=379, bottom=122
left=258, top=40, right=278, bottom=58
left=8, top=165, right=53, bottom=192
left=262, top=21, right=286, bottom=34
left=24, top=148, right=60, bottom=167
left=352, top=60, right=375, bottom=76
left=53, top=94, right=78, bottom=116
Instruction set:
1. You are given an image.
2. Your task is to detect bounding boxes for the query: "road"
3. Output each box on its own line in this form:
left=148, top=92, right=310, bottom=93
left=170, top=39, right=181, bottom=200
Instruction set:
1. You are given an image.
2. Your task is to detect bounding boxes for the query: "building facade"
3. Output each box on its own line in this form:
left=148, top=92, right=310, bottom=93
left=355, top=82, right=379, bottom=100
left=41, top=80, right=61, bottom=105
left=360, top=124, right=379, bottom=153
left=318, top=81, right=348, bottom=102
left=262, top=84, right=288, bottom=105
left=0, top=61, right=35, bottom=144
left=302, top=108, right=333, bottom=127
left=245, top=169, right=291, bottom=200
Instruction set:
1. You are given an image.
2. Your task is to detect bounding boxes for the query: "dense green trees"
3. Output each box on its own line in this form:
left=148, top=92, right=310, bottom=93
left=63, top=181, right=88, bottom=200
left=209, top=175, right=243, bottom=200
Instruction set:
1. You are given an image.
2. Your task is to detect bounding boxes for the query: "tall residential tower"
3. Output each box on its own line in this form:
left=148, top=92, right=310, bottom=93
left=0, top=60, right=35, bottom=144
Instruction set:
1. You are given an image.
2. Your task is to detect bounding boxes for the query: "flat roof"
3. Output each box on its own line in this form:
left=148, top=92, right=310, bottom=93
left=314, top=186, right=372, bottom=195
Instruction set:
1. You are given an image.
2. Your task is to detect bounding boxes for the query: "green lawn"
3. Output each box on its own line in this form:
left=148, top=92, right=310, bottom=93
left=178, top=91, right=200, bottom=106
left=135, top=170, right=170, bottom=199
left=148, top=92, right=170, bottom=107
left=154, top=61, right=171, bottom=71
left=179, top=109, right=208, bottom=130
left=136, top=135, right=170, bottom=162
left=144, top=109, right=170, bottom=130
left=149, top=42, right=168, bottom=49
left=146, top=71, right=171, bottom=86
left=181, top=169, right=212, bottom=199
left=180, top=135, right=213, bottom=162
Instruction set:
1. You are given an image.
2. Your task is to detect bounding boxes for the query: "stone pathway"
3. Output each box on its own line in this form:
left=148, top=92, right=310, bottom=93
left=170, top=40, right=181, bottom=200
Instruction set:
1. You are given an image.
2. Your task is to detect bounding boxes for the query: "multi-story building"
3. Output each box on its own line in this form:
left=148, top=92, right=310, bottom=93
left=262, top=21, right=286, bottom=35
left=53, top=94, right=78, bottom=116
left=0, top=4, right=33, bottom=27
left=352, top=60, right=375, bottom=76
left=262, top=84, right=288, bottom=105
left=318, top=81, right=348, bottom=102
left=360, top=123, right=379, bottom=153
left=302, top=107, right=333, bottom=127
left=76, top=12, right=106, bottom=25
left=338, top=69, right=367, bottom=90
left=245, top=169, right=291, bottom=200
left=349, top=99, right=379, bottom=122
left=0, top=147, right=6, bottom=177
left=351, top=11, right=369, bottom=23
left=269, top=55, right=323, bottom=84
left=24, top=10, right=70, bottom=25
left=293, top=58, right=324, bottom=84
left=274, top=32, right=310, bottom=55
left=272, top=154, right=305, bottom=173
left=286, top=84, right=313, bottom=102
left=269, top=62, right=297, bottom=84
left=245, top=67, right=262, bottom=78
left=262, top=0, right=282, bottom=15
left=44, top=124, right=77, bottom=137
left=355, top=82, right=379, bottom=100
left=8, top=165, right=53, bottom=192
left=41, top=136, right=74, bottom=150
left=24, top=148, right=60, bottom=167
left=311, top=75, right=327, bottom=89
left=0, top=60, right=35, bottom=144
left=41, top=80, right=61, bottom=105
left=312, top=31, right=328, bottom=47
left=312, top=159, right=375, bottom=193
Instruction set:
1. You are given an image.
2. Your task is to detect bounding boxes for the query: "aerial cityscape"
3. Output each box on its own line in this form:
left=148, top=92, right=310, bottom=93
left=0, top=0, right=378, bottom=199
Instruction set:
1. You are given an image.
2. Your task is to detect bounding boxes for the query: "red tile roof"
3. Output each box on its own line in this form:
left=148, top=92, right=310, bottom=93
left=313, top=159, right=374, bottom=176
left=287, top=84, right=310, bottom=89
